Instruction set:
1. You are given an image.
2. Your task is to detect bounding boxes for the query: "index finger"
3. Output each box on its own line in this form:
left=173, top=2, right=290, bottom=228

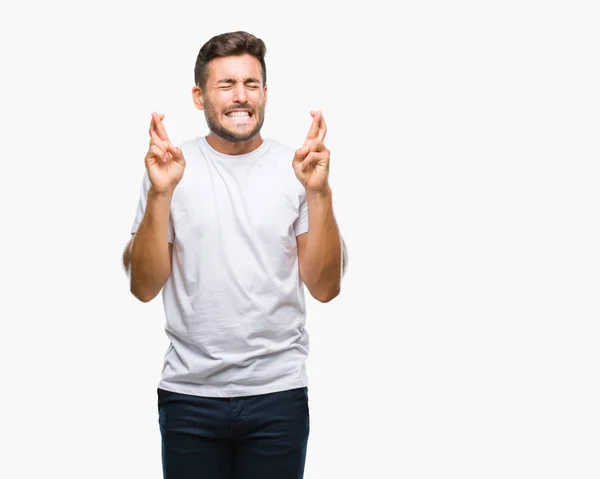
left=148, top=112, right=165, bottom=137
left=305, top=110, right=322, bottom=140
left=152, top=112, right=170, bottom=142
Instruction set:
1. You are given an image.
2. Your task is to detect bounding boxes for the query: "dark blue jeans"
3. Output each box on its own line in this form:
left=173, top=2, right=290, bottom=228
left=157, top=386, right=310, bottom=479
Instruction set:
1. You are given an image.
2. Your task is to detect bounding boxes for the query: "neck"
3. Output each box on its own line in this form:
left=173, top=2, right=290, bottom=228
left=206, top=132, right=263, bottom=155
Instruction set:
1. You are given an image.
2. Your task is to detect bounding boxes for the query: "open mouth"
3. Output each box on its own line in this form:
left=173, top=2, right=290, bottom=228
left=225, top=110, right=253, bottom=119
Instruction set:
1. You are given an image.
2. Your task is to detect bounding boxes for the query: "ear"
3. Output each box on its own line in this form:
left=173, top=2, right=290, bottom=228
left=192, top=85, right=205, bottom=111
left=263, top=85, right=268, bottom=107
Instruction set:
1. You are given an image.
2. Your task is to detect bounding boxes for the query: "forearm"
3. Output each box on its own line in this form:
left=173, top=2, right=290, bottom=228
left=301, top=186, right=342, bottom=302
left=129, top=188, right=173, bottom=302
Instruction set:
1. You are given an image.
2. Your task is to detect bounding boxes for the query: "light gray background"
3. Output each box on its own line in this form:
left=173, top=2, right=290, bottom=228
left=1, top=0, right=598, bottom=477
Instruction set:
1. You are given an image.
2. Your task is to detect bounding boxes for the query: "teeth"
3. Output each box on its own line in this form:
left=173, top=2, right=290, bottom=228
left=227, top=111, right=250, bottom=118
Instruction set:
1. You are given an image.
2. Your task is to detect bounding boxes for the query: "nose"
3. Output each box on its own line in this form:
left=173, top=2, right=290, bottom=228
left=232, top=81, right=247, bottom=103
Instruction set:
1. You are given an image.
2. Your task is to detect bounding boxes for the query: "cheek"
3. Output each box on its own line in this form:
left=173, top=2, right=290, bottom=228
left=252, top=92, right=266, bottom=107
left=210, top=93, right=231, bottom=111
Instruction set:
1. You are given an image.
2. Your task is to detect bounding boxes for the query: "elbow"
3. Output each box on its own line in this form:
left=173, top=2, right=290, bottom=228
left=304, top=270, right=342, bottom=303
left=129, top=274, right=161, bottom=303
left=312, top=284, right=341, bottom=303
left=128, top=260, right=169, bottom=303
left=135, top=292, right=156, bottom=303
left=130, top=285, right=157, bottom=303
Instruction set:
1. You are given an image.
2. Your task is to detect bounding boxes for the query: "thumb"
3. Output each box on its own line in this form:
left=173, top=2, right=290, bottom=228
left=293, top=144, right=309, bottom=165
left=294, top=140, right=310, bottom=159
left=167, top=144, right=185, bottom=165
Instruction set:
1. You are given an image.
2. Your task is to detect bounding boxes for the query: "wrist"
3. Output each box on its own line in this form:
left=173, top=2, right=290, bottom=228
left=148, top=186, right=174, bottom=201
left=306, top=185, right=332, bottom=201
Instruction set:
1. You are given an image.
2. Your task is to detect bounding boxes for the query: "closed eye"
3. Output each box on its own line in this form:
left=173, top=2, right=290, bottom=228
left=216, top=78, right=261, bottom=90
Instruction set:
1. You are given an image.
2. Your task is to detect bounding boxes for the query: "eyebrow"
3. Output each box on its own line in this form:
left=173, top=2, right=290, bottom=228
left=216, top=77, right=261, bottom=85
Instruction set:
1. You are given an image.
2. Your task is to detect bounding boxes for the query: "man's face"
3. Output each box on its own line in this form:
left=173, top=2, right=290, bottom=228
left=198, top=54, right=267, bottom=143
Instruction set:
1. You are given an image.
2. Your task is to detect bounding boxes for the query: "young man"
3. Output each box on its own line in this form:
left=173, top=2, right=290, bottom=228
left=122, top=31, right=347, bottom=479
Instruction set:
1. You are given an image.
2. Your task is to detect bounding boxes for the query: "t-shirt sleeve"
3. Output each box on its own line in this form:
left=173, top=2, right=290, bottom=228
left=293, top=188, right=309, bottom=236
left=130, top=170, right=174, bottom=243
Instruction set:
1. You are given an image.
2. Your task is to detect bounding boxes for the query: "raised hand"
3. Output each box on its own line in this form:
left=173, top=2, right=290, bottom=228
left=145, top=112, right=186, bottom=195
left=292, top=110, right=330, bottom=194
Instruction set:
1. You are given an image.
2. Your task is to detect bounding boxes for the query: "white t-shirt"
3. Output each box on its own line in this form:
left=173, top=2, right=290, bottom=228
left=131, top=136, right=310, bottom=397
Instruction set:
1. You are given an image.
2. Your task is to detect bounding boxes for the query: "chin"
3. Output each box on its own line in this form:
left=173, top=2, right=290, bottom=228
left=225, top=123, right=263, bottom=142
left=216, top=128, right=259, bottom=143
left=206, top=112, right=264, bottom=143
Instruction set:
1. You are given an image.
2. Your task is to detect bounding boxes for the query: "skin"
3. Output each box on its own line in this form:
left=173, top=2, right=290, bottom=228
left=292, top=110, right=344, bottom=302
left=123, top=53, right=344, bottom=303
left=192, top=54, right=267, bottom=155
left=126, top=113, right=181, bottom=302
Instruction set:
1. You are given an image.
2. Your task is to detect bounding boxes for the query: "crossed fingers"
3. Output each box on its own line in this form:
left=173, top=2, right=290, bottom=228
left=306, top=110, right=327, bottom=143
left=298, top=110, right=327, bottom=156
left=148, top=112, right=173, bottom=162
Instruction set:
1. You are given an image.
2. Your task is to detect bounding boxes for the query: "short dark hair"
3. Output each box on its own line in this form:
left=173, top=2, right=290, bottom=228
left=194, top=31, right=267, bottom=90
